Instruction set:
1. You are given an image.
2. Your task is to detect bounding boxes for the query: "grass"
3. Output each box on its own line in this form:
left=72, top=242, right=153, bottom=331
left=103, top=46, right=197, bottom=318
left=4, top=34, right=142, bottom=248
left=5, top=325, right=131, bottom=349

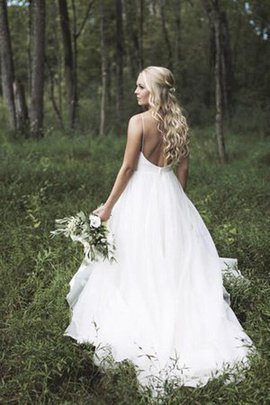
left=0, top=127, right=270, bottom=404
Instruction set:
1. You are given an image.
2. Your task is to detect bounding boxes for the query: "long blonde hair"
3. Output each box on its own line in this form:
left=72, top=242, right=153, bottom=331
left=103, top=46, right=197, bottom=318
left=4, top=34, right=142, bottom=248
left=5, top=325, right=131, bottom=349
left=141, top=66, right=189, bottom=165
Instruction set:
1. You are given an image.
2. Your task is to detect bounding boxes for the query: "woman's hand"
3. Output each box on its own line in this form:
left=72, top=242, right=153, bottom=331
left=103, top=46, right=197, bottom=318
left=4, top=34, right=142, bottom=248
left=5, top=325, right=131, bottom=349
left=93, top=205, right=112, bottom=222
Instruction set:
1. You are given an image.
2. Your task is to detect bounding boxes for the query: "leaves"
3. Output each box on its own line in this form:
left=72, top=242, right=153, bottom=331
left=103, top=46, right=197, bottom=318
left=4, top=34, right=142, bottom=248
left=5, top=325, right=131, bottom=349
left=51, top=210, right=116, bottom=263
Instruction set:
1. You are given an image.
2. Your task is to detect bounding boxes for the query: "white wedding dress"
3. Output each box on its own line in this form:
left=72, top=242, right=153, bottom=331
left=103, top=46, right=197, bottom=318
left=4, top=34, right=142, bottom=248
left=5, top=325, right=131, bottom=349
left=64, top=129, right=255, bottom=391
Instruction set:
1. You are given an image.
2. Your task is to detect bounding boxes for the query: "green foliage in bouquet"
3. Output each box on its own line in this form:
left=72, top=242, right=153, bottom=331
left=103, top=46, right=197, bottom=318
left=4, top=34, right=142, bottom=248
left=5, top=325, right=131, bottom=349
left=50, top=211, right=116, bottom=263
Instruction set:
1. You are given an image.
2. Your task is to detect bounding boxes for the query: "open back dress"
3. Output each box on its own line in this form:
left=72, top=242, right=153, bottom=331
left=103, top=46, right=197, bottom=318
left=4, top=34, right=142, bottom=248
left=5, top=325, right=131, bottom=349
left=64, top=113, right=255, bottom=391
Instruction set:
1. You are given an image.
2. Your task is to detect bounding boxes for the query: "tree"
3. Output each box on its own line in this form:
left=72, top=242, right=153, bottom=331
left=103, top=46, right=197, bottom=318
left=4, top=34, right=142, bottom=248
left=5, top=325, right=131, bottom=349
left=58, top=0, right=76, bottom=129
left=58, top=0, right=94, bottom=129
left=99, top=0, right=106, bottom=136
left=173, top=0, right=182, bottom=73
left=160, top=0, right=173, bottom=69
left=1, top=0, right=270, bottom=136
left=124, top=0, right=141, bottom=78
left=213, top=3, right=226, bottom=163
left=13, top=79, right=29, bottom=133
left=30, top=0, right=46, bottom=138
left=0, top=0, right=17, bottom=130
left=138, top=0, right=144, bottom=69
left=220, top=10, right=234, bottom=117
left=202, top=0, right=227, bottom=163
left=115, top=0, right=124, bottom=128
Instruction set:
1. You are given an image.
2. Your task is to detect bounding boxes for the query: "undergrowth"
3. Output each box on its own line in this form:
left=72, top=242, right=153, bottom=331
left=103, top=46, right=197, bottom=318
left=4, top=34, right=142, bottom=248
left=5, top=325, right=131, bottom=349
left=0, top=128, right=269, bottom=404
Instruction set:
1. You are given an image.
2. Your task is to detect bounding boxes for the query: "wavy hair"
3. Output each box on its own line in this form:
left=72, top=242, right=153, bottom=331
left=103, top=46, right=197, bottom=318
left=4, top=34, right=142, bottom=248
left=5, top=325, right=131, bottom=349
left=141, top=66, right=189, bottom=165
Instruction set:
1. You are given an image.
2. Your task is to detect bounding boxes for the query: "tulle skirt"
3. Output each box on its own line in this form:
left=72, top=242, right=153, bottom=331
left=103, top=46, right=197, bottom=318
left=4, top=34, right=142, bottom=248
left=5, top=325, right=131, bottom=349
left=64, top=152, right=255, bottom=390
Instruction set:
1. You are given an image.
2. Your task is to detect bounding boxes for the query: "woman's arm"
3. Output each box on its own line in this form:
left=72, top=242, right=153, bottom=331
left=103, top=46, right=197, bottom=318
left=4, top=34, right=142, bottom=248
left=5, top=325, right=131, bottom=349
left=176, top=156, right=189, bottom=191
left=93, top=114, right=142, bottom=221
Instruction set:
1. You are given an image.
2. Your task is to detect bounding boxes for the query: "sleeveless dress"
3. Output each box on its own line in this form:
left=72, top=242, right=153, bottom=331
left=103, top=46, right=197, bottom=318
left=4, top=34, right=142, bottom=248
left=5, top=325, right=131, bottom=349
left=64, top=115, right=255, bottom=391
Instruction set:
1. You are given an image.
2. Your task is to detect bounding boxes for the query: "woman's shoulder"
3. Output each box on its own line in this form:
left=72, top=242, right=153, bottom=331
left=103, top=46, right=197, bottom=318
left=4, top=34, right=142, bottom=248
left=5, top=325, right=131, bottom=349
left=128, top=112, right=143, bottom=126
left=126, top=113, right=143, bottom=140
left=127, top=113, right=143, bottom=136
left=129, top=111, right=155, bottom=126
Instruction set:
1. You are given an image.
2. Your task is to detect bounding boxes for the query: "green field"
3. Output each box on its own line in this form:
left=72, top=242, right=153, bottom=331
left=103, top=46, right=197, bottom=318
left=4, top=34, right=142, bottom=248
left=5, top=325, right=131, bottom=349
left=1, top=129, right=269, bottom=404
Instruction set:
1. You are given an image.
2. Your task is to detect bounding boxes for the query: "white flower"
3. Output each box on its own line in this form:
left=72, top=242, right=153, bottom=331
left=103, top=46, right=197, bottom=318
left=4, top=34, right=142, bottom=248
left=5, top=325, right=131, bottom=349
left=51, top=209, right=116, bottom=263
left=89, top=214, right=101, bottom=228
left=67, top=217, right=77, bottom=233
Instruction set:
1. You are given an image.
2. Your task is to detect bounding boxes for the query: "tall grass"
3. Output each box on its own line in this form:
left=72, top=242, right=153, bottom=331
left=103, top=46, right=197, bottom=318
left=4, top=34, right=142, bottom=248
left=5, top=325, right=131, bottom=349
left=1, top=128, right=269, bottom=404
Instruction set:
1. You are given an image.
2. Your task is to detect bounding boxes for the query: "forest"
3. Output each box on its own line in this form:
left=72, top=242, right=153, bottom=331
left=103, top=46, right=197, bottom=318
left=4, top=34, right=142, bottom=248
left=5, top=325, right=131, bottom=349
left=1, top=0, right=270, bottom=404
left=1, top=0, right=270, bottom=140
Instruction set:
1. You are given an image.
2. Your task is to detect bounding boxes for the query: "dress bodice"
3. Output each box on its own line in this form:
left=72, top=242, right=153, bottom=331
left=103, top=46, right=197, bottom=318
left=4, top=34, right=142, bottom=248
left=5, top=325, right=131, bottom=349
left=137, top=152, right=173, bottom=174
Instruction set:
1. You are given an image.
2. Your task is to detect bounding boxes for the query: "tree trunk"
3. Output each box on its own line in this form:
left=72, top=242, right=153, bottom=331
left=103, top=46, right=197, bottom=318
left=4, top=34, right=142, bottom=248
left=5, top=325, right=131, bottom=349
left=220, top=10, right=234, bottom=118
left=27, top=1, right=32, bottom=95
left=160, top=0, right=173, bottom=69
left=46, top=59, right=64, bottom=129
left=213, top=3, right=226, bottom=163
left=0, top=0, right=17, bottom=130
left=202, top=0, right=227, bottom=163
left=71, top=0, right=79, bottom=129
left=13, top=80, right=29, bottom=133
left=99, top=0, right=106, bottom=136
left=30, top=0, right=46, bottom=139
left=124, top=0, right=140, bottom=78
left=106, top=57, right=112, bottom=104
left=173, top=0, right=182, bottom=72
left=58, top=0, right=77, bottom=128
left=115, top=0, right=124, bottom=130
left=137, top=0, right=144, bottom=70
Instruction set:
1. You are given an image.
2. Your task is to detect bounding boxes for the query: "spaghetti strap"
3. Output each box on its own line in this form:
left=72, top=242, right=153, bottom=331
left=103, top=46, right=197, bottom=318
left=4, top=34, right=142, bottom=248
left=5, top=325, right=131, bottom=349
left=141, top=113, right=145, bottom=153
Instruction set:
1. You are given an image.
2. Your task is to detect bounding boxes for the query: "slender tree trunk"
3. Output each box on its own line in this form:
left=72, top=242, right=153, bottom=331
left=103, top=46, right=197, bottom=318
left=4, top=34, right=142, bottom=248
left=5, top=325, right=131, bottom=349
left=0, top=0, right=17, bottom=130
left=58, top=0, right=94, bottom=128
left=30, top=0, right=46, bottom=139
left=115, top=0, right=124, bottom=129
left=137, top=0, right=144, bottom=69
left=99, top=0, right=106, bottom=136
left=124, top=0, right=140, bottom=78
left=174, top=0, right=182, bottom=72
left=27, top=1, right=32, bottom=95
left=213, top=3, right=226, bottom=163
left=220, top=10, right=233, bottom=118
left=106, top=58, right=112, bottom=104
left=221, top=42, right=228, bottom=117
left=46, top=59, right=64, bottom=129
left=202, top=0, right=227, bottom=163
left=58, top=0, right=77, bottom=128
left=13, top=80, right=29, bottom=133
left=160, top=0, right=173, bottom=69
left=71, top=0, right=79, bottom=128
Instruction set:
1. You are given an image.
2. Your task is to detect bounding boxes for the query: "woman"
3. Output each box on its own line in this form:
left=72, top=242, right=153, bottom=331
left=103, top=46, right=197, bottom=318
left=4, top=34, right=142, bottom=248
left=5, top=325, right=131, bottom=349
left=64, top=66, right=255, bottom=391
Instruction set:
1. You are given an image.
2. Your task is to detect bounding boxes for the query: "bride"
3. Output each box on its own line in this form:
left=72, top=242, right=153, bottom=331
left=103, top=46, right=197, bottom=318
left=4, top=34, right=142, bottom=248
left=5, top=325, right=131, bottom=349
left=64, top=66, right=255, bottom=391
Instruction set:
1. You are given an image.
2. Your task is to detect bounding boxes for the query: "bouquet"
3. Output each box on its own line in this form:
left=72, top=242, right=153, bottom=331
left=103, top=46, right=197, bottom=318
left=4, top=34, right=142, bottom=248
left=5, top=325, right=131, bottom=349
left=50, top=211, right=116, bottom=263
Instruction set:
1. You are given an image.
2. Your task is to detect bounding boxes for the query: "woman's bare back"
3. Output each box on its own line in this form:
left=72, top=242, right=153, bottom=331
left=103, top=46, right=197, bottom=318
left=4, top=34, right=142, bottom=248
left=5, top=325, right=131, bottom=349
left=141, top=111, right=166, bottom=167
